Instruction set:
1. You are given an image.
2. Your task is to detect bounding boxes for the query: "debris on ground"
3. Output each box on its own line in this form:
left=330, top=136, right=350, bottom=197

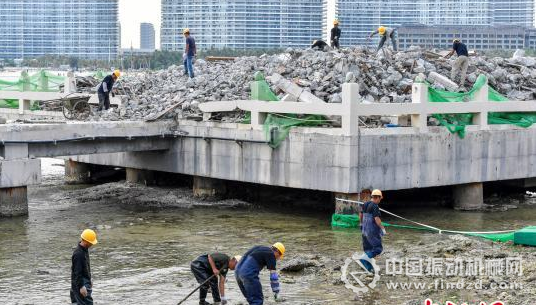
left=80, top=46, right=536, bottom=122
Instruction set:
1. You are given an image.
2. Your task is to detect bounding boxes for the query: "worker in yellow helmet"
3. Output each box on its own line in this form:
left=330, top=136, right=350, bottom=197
left=70, top=229, right=98, bottom=305
left=358, top=189, right=386, bottom=273
left=97, top=70, right=120, bottom=111
left=235, top=242, right=285, bottom=304
left=331, top=20, right=341, bottom=49
left=369, top=26, right=398, bottom=52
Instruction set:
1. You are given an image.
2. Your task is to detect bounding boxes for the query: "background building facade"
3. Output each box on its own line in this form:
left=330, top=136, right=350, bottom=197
left=140, top=23, right=156, bottom=50
left=161, top=0, right=325, bottom=51
left=334, top=0, right=534, bottom=48
left=0, top=0, right=119, bottom=60
left=398, top=25, right=530, bottom=51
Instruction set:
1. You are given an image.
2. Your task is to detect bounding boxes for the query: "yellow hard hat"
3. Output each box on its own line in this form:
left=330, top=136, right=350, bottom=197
left=333, top=19, right=340, bottom=25
left=233, top=255, right=242, bottom=263
left=371, top=189, right=383, bottom=198
left=183, top=28, right=190, bottom=34
left=81, top=229, right=98, bottom=245
left=378, top=26, right=386, bottom=35
left=113, top=70, right=121, bottom=78
left=272, top=242, right=286, bottom=259
left=453, top=38, right=461, bottom=43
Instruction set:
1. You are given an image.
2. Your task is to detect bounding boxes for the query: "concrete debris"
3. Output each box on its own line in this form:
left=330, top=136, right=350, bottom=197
left=85, top=46, right=536, bottom=122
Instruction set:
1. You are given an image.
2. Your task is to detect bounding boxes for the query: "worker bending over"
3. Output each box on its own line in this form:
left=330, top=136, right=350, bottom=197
left=97, top=70, right=120, bottom=111
left=370, top=26, right=398, bottom=52
left=235, top=243, right=285, bottom=305
left=445, top=39, right=469, bottom=87
left=311, top=40, right=328, bottom=51
left=358, top=189, right=386, bottom=272
left=71, top=229, right=98, bottom=305
left=190, top=253, right=241, bottom=305
left=331, top=20, right=341, bottom=49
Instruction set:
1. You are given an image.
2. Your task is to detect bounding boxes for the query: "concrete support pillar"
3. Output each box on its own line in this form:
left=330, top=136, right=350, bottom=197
left=65, top=160, right=92, bottom=184
left=193, top=176, right=226, bottom=198
left=126, top=168, right=156, bottom=185
left=334, top=190, right=371, bottom=215
left=453, top=183, right=484, bottom=210
left=0, top=186, right=28, bottom=217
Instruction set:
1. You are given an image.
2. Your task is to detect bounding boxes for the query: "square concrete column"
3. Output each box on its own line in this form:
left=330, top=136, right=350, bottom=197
left=193, top=176, right=227, bottom=199
left=334, top=190, right=371, bottom=215
left=65, top=160, right=92, bottom=184
left=126, top=168, right=156, bottom=186
left=453, top=183, right=483, bottom=210
left=0, top=186, right=28, bottom=217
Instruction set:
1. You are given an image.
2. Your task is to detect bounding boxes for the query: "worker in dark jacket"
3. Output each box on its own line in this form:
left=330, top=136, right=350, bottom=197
left=97, top=70, right=120, bottom=111
left=331, top=20, right=341, bottom=49
left=190, top=253, right=241, bottom=305
left=235, top=243, right=285, bottom=305
left=358, top=189, right=386, bottom=273
left=311, top=39, right=328, bottom=50
left=71, top=229, right=98, bottom=305
left=445, top=39, right=469, bottom=86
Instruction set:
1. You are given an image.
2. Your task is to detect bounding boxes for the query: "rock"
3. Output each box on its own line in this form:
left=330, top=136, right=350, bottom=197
left=280, top=258, right=317, bottom=272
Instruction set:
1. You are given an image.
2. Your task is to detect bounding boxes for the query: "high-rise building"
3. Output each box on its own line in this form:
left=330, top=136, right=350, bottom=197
left=140, top=23, right=156, bottom=50
left=0, top=0, right=119, bottom=60
left=161, top=0, right=325, bottom=50
left=334, top=0, right=534, bottom=47
left=492, top=1, right=534, bottom=27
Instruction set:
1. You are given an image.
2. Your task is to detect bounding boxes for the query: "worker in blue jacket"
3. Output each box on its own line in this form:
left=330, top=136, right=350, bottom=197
left=235, top=242, right=285, bottom=305
left=359, top=189, right=386, bottom=272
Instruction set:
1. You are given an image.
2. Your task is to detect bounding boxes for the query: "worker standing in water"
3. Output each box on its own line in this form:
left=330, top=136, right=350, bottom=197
left=370, top=26, right=398, bottom=52
left=190, top=253, right=241, bottom=305
left=331, top=20, right=341, bottom=49
left=358, top=189, right=386, bottom=272
left=70, top=229, right=98, bottom=305
left=235, top=243, right=285, bottom=305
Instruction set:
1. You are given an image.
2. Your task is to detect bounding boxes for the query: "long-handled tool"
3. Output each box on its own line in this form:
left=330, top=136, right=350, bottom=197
left=177, top=267, right=224, bottom=305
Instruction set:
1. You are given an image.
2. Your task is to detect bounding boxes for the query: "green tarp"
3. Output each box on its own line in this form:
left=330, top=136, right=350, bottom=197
left=428, top=75, right=536, bottom=138
left=331, top=213, right=522, bottom=244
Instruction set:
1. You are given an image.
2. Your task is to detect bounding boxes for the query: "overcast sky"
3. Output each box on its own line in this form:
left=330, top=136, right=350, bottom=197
left=119, top=0, right=161, bottom=49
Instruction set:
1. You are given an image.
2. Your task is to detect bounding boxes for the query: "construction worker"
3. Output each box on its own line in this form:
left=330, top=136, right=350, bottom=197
left=235, top=243, right=285, bottom=305
left=370, top=26, right=398, bottom=52
left=70, top=229, right=97, bottom=305
left=331, top=20, right=341, bottom=49
left=445, top=39, right=469, bottom=87
left=183, top=28, right=196, bottom=78
left=97, top=70, right=120, bottom=111
left=358, top=189, right=386, bottom=273
left=190, top=253, right=241, bottom=305
left=311, top=39, right=328, bottom=51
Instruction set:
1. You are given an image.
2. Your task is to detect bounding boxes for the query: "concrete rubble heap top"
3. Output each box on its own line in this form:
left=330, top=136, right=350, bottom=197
left=89, top=47, right=536, bottom=122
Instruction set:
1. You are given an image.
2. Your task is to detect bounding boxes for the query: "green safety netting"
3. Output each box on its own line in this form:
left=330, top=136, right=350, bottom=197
left=428, top=75, right=536, bottom=138
left=331, top=213, right=518, bottom=243
left=247, top=72, right=327, bottom=148
left=0, top=70, right=66, bottom=109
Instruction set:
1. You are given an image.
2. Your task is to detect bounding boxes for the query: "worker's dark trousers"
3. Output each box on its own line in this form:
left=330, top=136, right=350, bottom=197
left=331, top=39, right=340, bottom=49
left=70, top=288, right=93, bottom=305
left=235, top=256, right=264, bottom=305
left=98, top=92, right=110, bottom=111
left=190, top=259, right=221, bottom=303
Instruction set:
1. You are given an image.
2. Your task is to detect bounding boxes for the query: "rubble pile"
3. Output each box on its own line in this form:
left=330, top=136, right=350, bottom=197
left=88, top=46, right=536, bottom=121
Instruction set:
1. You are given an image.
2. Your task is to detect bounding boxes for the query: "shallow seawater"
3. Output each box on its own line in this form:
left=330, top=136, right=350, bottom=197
left=0, top=158, right=535, bottom=305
